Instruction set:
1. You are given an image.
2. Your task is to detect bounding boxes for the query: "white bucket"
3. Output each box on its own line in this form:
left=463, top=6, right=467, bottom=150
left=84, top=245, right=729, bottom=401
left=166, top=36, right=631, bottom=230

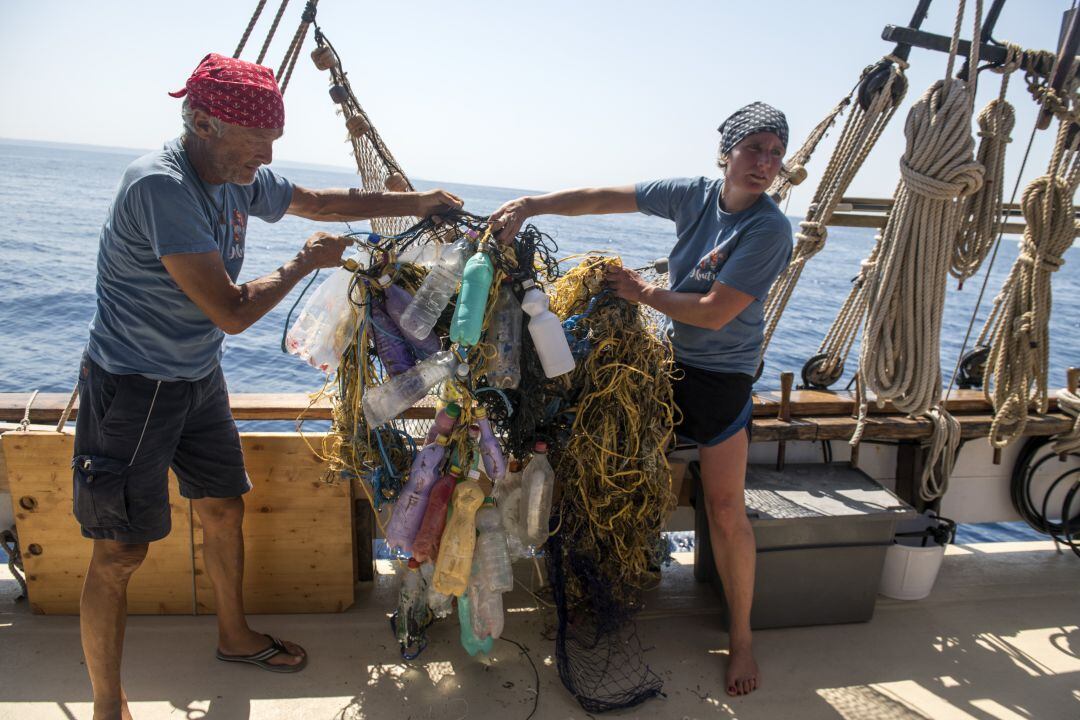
left=879, top=538, right=946, bottom=600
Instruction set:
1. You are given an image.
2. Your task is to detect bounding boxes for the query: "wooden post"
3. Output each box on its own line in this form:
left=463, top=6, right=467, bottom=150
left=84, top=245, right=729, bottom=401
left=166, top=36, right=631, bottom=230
left=776, top=372, right=793, bottom=471
left=354, top=499, right=375, bottom=583
left=896, top=440, right=928, bottom=511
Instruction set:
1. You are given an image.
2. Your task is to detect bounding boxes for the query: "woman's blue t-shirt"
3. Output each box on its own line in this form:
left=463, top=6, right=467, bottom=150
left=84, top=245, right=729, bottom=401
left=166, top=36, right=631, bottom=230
left=635, top=176, right=793, bottom=376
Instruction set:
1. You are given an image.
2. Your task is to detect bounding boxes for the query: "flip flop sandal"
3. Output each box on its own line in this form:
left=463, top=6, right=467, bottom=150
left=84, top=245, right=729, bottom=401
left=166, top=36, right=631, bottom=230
left=216, top=634, right=308, bottom=673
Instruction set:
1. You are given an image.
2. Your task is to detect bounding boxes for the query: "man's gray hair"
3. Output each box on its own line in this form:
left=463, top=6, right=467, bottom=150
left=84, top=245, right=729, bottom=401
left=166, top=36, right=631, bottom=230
left=181, top=98, right=226, bottom=138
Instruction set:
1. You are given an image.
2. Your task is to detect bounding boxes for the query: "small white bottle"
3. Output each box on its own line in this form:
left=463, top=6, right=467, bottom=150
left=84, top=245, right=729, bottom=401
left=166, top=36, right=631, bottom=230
left=520, top=280, right=575, bottom=378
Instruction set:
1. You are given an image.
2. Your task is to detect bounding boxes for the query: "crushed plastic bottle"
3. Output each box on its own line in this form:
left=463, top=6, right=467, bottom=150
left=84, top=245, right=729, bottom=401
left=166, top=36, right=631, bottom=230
left=424, top=402, right=461, bottom=445
left=363, top=351, right=457, bottom=427
left=384, top=435, right=449, bottom=553
left=421, top=561, right=454, bottom=619
left=399, top=239, right=469, bottom=343
left=520, top=441, right=555, bottom=547
left=432, top=467, right=484, bottom=596
left=494, top=459, right=528, bottom=559
left=382, top=276, right=441, bottom=358
left=450, top=244, right=494, bottom=347
left=468, top=563, right=505, bottom=641
left=474, top=499, right=513, bottom=593
left=485, top=281, right=522, bottom=389
left=473, top=407, right=507, bottom=484
left=411, top=464, right=461, bottom=563
left=371, top=296, right=416, bottom=376
left=458, top=590, right=493, bottom=656
left=285, top=266, right=360, bottom=372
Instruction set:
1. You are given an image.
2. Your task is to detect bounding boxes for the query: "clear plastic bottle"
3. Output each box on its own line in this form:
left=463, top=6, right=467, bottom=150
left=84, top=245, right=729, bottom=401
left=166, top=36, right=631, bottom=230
left=424, top=402, right=461, bottom=445
left=486, top=281, right=522, bottom=389
left=432, top=468, right=484, bottom=596
left=385, top=435, right=449, bottom=553
left=473, top=407, right=507, bottom=484
left=520, top=441, right=556, bottom=547
left=394, top=559, right=427, bottom=652
left=382, top=277, right=442, bottom=358
left=363, top=350, right=457, bottom=427
left=474, top=499, right=514, bottom=593
left=494, top=459, right=528, bottom=559
left=420, top=561, right=453, bottom=618
left=520, top=280, right=576, bottom=378
left=468, top=564, right=505, bottom=641
left=411, top=464, right=461, bottom=563
left=450, top=246, right=494, bottom=347
left=399, top=239, right=469, bottom=342
left=285, top=266, right=359, bottom=372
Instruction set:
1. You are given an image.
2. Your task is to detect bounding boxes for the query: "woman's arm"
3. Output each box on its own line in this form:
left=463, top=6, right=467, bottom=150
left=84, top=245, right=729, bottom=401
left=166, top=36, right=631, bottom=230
left=287, top=185, right=463, bottom=222
left=490, top=185, right=638, bottom=243
left=604, top=264, right=753, bottom=332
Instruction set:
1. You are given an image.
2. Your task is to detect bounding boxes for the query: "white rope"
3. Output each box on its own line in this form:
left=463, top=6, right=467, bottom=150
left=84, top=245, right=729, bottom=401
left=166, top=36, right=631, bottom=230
left=760, top=56, right=909, bottom=357
left=984, top=116, right=1080, bottom=448
left=852, top=0, right=984, bottom=503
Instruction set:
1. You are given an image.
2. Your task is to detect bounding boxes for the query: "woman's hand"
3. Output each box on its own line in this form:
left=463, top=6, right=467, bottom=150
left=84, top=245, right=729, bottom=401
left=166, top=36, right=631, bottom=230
left=604, top=264, right=650, bottom=304
left=489, top=196, right=534, bottom=244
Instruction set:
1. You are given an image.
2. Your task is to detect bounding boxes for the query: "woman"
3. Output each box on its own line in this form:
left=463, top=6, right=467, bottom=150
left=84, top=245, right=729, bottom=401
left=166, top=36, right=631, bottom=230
left=490, top=102, right=793, bottom=697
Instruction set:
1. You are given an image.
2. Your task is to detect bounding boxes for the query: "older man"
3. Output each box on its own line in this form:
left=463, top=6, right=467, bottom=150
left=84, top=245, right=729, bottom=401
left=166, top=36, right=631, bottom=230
left=73, top=53, right=461, bottom=720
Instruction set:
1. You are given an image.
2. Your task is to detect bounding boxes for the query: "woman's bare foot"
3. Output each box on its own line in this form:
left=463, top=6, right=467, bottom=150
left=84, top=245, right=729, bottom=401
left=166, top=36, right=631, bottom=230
left=725, top=644, right=759, bottom=696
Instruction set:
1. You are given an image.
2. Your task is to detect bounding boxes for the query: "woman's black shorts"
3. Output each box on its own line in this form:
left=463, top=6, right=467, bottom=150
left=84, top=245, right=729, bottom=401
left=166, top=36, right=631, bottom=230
left=672, top=361, right=754, bottom=447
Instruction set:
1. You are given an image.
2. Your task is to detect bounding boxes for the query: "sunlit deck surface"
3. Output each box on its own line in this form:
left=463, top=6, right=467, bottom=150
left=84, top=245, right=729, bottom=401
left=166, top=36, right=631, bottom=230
left=1, top=540, right=1077, bottom=720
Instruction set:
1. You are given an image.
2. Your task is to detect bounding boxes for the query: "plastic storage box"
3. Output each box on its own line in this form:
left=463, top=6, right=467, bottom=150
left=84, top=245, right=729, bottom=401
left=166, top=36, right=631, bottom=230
left=693, top=462, right=915, bottom=629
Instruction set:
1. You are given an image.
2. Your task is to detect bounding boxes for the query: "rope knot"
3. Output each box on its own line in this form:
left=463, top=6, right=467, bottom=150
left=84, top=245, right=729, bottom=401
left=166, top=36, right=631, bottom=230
left=796, top=221, right=828, bottom=249
left=883, top=54, right=910, bottom=71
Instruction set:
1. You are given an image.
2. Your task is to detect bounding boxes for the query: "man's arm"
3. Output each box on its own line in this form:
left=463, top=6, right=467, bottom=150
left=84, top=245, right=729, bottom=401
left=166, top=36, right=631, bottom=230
left=160, top=231, right=352, bottom=335
left=287, top=185, right=463, bottom=222
left=605, top=264, right=753, bottom=332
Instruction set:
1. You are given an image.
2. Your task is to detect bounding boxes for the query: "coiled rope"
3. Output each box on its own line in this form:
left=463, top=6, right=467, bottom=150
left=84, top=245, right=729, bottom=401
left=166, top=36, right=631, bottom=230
left=760, top=56, right=909, bottom=360
left=853, top=0, right=986, bottom=503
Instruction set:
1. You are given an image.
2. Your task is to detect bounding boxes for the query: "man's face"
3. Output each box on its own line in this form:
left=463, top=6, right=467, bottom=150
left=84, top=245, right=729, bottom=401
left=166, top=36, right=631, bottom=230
left=206, top=121, right=283, bottom=185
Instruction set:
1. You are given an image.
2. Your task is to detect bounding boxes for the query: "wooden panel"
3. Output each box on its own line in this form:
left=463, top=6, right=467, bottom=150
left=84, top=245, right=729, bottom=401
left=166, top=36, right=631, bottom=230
left=750, top=412, right=1072, bottom=442
left=2, top=431, right=194, bottom=615
left=192, top=434, right=354, bottom=615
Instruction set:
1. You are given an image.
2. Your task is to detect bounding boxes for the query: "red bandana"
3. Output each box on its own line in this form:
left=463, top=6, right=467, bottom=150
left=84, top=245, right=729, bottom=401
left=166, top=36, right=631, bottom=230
left=169, top=53, right=285, bottom=130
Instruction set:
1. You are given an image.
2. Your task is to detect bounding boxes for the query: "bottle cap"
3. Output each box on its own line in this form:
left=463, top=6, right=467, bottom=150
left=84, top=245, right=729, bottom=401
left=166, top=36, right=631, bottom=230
left=449, top=465, right=462, bottom=475
left=434, top=434, right=449, bottom=446
left=533, top=440, right=548, bottom=453
left=407, top=558, right=421, bottom=570
left=455, top=363, right=470, bottom=378
left=508, top=459, right=522, bottom=473
left=377, top=274, right=392, bottom=287
left=473, top=406, right=487, bottom=420
left=482, top=496, right=495, bottom=506
left=445, top=402, right=461, bottom=418
left=521, top=278, right=535, bottom=290
left=468, top=468, right=481, bottom=480
left=468, top=424, right=481, bottom=438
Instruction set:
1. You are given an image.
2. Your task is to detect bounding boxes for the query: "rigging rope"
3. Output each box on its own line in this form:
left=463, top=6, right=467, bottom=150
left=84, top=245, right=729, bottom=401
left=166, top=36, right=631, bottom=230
left=233, top=0, right=268, bottom=59
left=760, top=55, right=908, bottom=361
left=256, top=0, right=290, bottom=65
left=852, top=0, right=985, bottom=503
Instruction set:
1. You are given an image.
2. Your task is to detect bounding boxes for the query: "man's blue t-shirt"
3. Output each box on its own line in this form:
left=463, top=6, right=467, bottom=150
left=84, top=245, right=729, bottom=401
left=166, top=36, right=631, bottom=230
left=636, top=177, right=792, bottom=376
left=86, top=137, right=294, bottom=381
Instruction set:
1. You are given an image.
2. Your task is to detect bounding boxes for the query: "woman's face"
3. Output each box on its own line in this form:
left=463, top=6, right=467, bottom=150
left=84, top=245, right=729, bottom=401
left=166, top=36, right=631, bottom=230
left=725, top=131, right=785, bottom=195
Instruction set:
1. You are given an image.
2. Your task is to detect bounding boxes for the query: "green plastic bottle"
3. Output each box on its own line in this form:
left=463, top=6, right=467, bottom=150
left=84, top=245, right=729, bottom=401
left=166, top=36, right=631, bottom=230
left=450, top=246, right=494, bottom=347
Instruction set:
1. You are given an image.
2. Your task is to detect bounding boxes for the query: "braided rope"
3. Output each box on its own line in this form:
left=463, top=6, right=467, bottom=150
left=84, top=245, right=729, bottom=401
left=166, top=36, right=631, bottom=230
left=950, top=42, right=1022, bottom=286
left=852, top=0, right=985, bottom=502
left=760, top=57, right=909, bottom=358
left=256, top=0, right=290, bottom=65
left=275, top=1, right=317, bottom=92
left=984, top=117, right=1080, bottom=448
left=233, top=0, right=268, bottom=59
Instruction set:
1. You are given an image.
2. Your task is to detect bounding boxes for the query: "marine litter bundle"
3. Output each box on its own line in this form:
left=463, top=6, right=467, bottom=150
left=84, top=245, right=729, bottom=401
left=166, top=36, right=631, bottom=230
left=285, top=211, right=677, bottom=713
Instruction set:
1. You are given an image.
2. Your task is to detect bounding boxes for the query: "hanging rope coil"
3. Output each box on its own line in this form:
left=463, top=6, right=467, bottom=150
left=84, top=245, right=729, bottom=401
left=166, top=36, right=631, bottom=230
left=983, top=116, right=1080, bottom=448
left=760, top=56, right=908, bottom=360
left=951, top=42, right=1022, bottom=286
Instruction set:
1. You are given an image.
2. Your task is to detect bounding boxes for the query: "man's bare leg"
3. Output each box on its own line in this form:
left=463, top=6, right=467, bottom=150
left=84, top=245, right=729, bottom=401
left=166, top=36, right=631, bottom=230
left=699, top=429, right=759, bottom=696
left=192, top=496, right=304, bottom=666
left=81, top=539, right=148, bottom=720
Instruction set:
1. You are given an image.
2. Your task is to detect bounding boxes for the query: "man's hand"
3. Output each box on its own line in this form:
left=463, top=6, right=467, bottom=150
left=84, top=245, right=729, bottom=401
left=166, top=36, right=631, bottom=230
left=604, top=264, right=650, bottom=304
left=415, top=189, right=464, bottom=220
left=298, top=231, right=354, bottom=269
left=489, top=196, right=532, bottom=245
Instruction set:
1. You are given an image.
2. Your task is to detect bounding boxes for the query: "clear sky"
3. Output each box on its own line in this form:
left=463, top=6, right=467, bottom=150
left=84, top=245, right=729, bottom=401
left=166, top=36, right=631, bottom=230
left=0, top=1, right=1070, bottom=213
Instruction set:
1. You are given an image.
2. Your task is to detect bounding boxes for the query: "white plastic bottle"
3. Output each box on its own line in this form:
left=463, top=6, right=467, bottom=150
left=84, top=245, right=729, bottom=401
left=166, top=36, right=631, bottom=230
left=399, top=239, right=469, bottom=342
left=485, top=281, right=523, bottom=389
left=474, top=499, right=514, bottom=593
left=520, top=441, right=556, bottom=547
left=363, top=351, right=457, bottom=427
left=520, top=280, right=575, bottom=378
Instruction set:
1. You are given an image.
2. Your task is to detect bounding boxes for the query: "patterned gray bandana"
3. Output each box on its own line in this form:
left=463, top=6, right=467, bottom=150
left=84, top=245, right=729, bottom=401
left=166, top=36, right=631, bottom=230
left=718, top=102, right=788, bottom=155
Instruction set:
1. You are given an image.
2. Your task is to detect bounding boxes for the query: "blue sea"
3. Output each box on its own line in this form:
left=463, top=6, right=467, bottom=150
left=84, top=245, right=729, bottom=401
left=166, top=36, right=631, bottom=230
left=1, top=137, right=1077, bottom=397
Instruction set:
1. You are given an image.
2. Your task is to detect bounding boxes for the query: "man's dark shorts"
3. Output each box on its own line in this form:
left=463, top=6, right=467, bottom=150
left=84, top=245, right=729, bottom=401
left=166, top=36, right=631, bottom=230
left=73, top=353, right=251, bottom=544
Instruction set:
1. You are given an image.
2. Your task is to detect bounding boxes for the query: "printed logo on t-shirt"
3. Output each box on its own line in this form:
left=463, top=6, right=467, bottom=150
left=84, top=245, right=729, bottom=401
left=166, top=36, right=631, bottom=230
left=227, top=208, right=246, bottom=261
left=690, top=246, right=727, bottom=283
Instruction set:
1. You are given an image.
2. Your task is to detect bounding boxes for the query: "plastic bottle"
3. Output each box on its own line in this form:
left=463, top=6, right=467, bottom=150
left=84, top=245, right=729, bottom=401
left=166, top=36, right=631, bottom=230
left=473, top=407, right=507, bottom=484
left=520, top=280, right=576, bottom=378
left=285, top=266, right=359, bottom=372
left=494, top=459, right=528, bottom=558
left=432, top=468, right=484, bottom=596
left=520, top=441, right=556, bottom=547
left=382, top=277, right=442, bottom=358
left=385, top=435, right=449, bottom=553
left=485, top=281, right=522, bottom=389
left=394, top=559, right=427, bottom=651
left=474, top=499, right=514, bottom=593
left=468, top=564, right=505, bottom=641
left=424, top=402, right=461, bottom=445
left=371, top=297, right=416, bottom=377
left=400, top=239, right=469, bottom=343
left=411, top=464, right=461, bottom=563
left=363, top=351, right=457, bottom=427
left=457, top=590, right=493, bottom=656
left=421, top=562, right=454, bottom=619
left=450, top=245, right=495, bottom=347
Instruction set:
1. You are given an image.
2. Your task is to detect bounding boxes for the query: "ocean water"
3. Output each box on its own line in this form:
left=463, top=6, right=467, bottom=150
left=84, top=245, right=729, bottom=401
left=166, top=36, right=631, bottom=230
left=1, top=138, right=1077, bottom=395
